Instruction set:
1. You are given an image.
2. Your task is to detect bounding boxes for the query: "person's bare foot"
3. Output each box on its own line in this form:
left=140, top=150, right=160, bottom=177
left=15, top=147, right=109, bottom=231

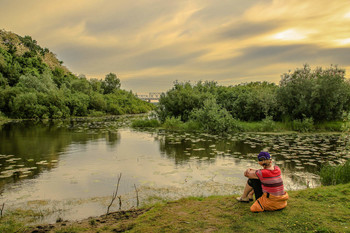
left=248, top=195, right=254, bottom=201
left=236, top=196, right=250, bottom=202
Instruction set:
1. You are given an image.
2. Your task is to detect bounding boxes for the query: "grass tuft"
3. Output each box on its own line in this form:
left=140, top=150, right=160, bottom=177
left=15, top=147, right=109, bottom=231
left=320, top=160, right=350, bottom=185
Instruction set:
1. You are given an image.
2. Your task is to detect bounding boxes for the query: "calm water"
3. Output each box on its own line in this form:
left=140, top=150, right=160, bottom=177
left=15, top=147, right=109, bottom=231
left=0, top=117, right=348, bottom=223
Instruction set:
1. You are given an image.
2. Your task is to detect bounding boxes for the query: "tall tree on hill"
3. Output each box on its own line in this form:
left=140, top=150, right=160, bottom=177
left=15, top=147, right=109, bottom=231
left=102, top=73, right=121, bottom=94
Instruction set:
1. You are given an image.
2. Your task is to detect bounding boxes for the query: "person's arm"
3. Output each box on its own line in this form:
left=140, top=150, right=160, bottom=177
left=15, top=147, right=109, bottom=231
left=244, top=168, right=259, bottom=179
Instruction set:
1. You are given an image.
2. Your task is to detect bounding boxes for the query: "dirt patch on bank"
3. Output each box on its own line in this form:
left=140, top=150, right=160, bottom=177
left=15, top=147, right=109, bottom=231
left=26, top=208, right=150, bottom=233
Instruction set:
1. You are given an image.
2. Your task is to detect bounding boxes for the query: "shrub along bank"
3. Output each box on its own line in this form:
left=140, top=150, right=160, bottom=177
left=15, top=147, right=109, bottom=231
left=131, top=116, right=344, bottom=133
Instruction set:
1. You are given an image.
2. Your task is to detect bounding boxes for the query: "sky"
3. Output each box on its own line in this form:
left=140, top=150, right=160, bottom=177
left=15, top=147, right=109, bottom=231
left=1, top=0, right=350, bottom=93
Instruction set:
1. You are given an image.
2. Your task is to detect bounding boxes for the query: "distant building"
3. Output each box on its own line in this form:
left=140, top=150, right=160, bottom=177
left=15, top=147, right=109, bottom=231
left=136, top=92, right=163, bottom=103
left=149, top=92, right=162, bottom=99
left=136, top=93, right=149, bottom=99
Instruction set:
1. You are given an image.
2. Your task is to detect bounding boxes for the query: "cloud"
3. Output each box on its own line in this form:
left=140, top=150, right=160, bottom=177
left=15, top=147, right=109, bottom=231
left=235, top=44, right=350, bottom=65
left=84, top=1, right=184, bottom=35
left=218, top=21, right=279, bottom=40
left=1, top=0, right=350, bottom=92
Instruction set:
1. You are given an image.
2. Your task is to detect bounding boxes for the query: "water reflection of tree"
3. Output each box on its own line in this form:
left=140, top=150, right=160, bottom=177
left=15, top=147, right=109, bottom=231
left=0, top=119, right=121, bottom=189
left=153, top=131, right=347, bottom=189
left=155, top=132, right=263, bottom=165
left=157, top=136, right=194, bottom=165
left=0, top=120, right=121, bottom=157
left=106, top=131, right=121, bottom=146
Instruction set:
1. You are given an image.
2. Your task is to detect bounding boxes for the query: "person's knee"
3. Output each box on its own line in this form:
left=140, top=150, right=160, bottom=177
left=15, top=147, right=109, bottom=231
left=250, top=201, right=264, bottom=212
left=247, top=179, right=254, bottom=187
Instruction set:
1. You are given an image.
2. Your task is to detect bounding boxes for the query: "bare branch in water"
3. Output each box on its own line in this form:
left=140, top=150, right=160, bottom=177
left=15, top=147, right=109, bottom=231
left=0, top=203, right=4, bottom=218
left=134, top=184, right=139, bottom=208
left=106, top=173, right=122, bottom=217
left=118, top=196, right=122, bottom=210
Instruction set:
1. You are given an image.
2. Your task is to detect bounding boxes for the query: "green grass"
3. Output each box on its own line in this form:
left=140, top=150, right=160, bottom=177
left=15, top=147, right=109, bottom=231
left=54, top=226, right=87, bottom=233
left=3, top=184, right=350, bottom=232
left=320, top=159, right=350, bottom=185
left=232, top=120, right=286, bottom=132
left=131, top=117, right=343, bottom=133
left=0, top=217, right=27, bottom=233
left=236, top=119, right=342, bottom=133
left=314, top=121, right=343, bottom=131
left=0, top=209, right=40, bottom=232
left=128, top=184, right=350, bottom=232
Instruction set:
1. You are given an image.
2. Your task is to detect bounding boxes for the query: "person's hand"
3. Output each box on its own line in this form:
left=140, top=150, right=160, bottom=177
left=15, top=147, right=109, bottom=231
left=244, top=168, right=252, bottom=177
left=244, top=168, right=256, bottom=177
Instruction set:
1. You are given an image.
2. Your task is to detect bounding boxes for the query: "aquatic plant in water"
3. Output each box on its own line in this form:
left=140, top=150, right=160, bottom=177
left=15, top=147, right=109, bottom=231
left=320, top=113, right=350, bottom=185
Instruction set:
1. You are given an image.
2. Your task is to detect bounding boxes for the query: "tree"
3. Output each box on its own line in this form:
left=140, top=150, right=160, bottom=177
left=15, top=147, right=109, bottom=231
left=157, top=81, right=215, bottom=122
left=277, top=64, right=350, bottom=122
left=89, top=92, right=106, bottom=111
left=52, top=67, right=66, bottom=88
left=216, top=82, right=279, bottom=121
left=16, top=71, right=57, bottom=93
left=0, top=73, right=8, bottom=87
left=190, top=97, right=234, bottom=134
left=102, top=73, right=121, bottom=94
left=89, top=78, right=103, bottom=94
left=71, top=77, right=92, bottom=95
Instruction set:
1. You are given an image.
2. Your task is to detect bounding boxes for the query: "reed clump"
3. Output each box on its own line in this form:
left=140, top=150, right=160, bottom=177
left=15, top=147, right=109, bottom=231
left=320, top=160, right=350, bottom=185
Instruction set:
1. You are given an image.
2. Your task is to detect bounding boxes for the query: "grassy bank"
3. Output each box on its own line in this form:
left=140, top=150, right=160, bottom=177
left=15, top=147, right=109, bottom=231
left=132, top=117, right=343, bottom=133
left=0, top=113, right=10, bottom=127
left=2, top=183, right=349, bottom=232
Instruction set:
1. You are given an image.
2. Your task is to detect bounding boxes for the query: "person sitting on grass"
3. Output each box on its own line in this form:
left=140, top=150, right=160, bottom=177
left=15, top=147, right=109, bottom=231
left=236, top=151, right=289, bottom=212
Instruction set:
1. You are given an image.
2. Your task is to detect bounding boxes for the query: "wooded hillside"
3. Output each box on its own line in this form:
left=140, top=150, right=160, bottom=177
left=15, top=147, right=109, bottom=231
left=0, top=30, right=154, bottom=119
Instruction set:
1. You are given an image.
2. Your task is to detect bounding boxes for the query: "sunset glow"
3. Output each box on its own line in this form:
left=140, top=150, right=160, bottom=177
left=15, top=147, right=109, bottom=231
left=1, top=0, right=350, bottom=92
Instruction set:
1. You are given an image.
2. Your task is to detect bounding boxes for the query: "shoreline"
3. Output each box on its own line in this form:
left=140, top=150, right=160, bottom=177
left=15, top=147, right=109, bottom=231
left=3, top=183, right=348, bottom=232
left=1, top=115, right=345, bottom=134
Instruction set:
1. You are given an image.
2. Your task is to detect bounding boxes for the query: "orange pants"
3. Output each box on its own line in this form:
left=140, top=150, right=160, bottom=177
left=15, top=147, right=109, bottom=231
left=250, top=192, right=289, bottom=212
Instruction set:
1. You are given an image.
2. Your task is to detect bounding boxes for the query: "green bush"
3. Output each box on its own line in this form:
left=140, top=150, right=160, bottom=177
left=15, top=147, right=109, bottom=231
left=10, top=92, right=38, bottom=118
left=261, top=116, right=276, bottom=131
left=292, top=117, right=314, bottom=132
left=320, top=160, right=350, bottom=185
left=0, top=73, right=8, bottom=87
left=104, top=90, right=154, bottom=115
left=314, top=121, right=343, bottom=131
left=107, top=103, right=125, bottom=115
left=89, top=93, right=107, bottom=111
left=66, top=92, right=90, bottom=116
left=230, top=120, right=264, bottom=132
left=182, top=120, right=201, bottom=131
left=341, top=112, right=350, bottom=132
left=218, top=82, right=279, bottom=121
left=163, top=116, right=185, bottom=130
left=16, top=71, right=57, bottom=93
left=88, top=110, right=105, bottom=117
left=157, top=81, right=216, bottom=122
left=277, top=64, right=350, bottom=122
left=189, top=98, right=234, bottom=134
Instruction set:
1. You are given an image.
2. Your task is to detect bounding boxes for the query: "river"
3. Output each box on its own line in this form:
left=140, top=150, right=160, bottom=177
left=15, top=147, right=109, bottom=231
left=0, top=116, right=348, bottom=223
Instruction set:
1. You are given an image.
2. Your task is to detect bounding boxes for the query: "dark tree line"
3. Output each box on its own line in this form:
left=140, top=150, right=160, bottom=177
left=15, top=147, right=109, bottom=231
left=0, top=33, right=154, bottom=119
left=157, top=65, right=350, bottom=126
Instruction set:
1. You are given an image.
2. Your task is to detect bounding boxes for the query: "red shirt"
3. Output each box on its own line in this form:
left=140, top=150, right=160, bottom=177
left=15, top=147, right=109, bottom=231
left=255, top=166, right=285, bottom=196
